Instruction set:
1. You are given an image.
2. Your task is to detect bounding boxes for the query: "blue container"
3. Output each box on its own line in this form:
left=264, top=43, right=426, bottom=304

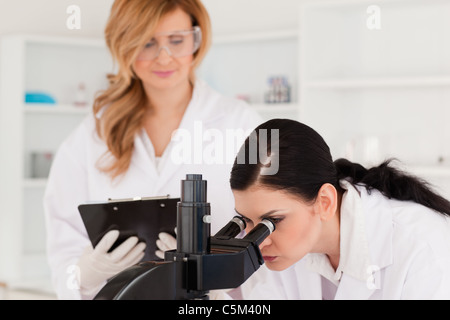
left=25, top=92, right=57, bottom=104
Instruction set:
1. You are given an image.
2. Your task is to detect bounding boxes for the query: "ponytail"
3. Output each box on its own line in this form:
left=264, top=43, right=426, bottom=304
left=334, top=158, right=450, bottom=217
left=230, top=119, right=450, bottom=219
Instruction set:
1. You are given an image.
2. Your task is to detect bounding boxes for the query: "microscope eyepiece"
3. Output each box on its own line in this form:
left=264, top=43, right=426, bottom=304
left=214, top=216, right=247, bottom=238
left=232, top=216, right=247, bottom=231
left=259, top=218, right=276, bottom=233
left=242, top=218, right=275, bottom=247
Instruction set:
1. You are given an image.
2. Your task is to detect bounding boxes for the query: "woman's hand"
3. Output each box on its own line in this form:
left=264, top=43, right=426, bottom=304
left=155, top=229, right=177, bottom=259
left=76, top=230, right=146, bottom=297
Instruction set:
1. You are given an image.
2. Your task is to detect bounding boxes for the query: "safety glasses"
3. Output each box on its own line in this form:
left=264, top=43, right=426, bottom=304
left=136, top=26, right=202, bottom=61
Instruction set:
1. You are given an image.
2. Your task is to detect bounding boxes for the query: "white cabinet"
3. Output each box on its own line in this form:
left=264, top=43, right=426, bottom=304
left=0, top=35, right=112, bottom=290
left=299, top=0, right=450, bottom=199
left=198, top=30, right=301, bottom=122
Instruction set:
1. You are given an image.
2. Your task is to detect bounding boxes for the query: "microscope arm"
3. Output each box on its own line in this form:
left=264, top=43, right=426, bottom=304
left=94, top=218, right=274, bottom=300
left=181, top=219, right=275, bottom=291
left=94, top=261, right=187, bottom=300
left=94, top=174, right=275, bottom=300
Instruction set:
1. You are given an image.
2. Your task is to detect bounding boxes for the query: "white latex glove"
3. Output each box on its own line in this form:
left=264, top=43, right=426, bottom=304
left=77, top=230, right=146, bottom=296
left=155, top=229, right=177, bottom=259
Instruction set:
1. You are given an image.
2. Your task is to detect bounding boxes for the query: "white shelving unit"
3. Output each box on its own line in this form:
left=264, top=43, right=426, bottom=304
left=299, top=0, right=450, bottom=199
left=198, top=29, right=301, bottom=122
left=0, top=35, right=112, bottom=291
left=24, top=104, right=91, bottom=115
left=306, top=76, right=450, bottom=89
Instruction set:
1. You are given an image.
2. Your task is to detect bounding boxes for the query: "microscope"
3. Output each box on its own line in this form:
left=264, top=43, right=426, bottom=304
left=94, top=174, right=275, bottom=300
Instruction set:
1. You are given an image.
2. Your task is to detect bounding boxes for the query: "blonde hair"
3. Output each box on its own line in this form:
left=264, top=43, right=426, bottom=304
left=93, top=0, right=212, bottom=179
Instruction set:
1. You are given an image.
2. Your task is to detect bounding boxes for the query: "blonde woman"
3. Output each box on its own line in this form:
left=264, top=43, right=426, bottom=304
left=44, top=0, right=262, bottom=300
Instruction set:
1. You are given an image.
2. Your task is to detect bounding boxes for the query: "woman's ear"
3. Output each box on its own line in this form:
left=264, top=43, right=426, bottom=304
left=314, top=183, right=338, bottom=221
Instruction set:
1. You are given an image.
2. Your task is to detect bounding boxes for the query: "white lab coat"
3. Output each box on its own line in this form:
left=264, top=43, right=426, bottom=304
left=43, top=80, right=263, bottom=300
left=241, top=182, right=450, bottom=300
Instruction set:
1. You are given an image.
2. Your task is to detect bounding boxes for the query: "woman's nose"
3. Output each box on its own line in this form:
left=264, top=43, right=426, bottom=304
left=156, top=47, right=172, bottom=64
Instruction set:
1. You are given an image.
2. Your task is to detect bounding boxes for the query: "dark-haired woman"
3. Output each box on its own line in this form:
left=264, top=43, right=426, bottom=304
left=231, top=119, right=450, bottom=300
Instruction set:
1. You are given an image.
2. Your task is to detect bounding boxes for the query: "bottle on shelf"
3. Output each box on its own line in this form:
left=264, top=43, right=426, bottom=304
left=264, top=76, right=291, bottom=104
left=74, top=82, right=88, bottom=108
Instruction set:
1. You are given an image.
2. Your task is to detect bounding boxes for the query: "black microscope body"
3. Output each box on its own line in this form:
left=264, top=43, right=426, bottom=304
left=94, top=174, right=275, bottom=300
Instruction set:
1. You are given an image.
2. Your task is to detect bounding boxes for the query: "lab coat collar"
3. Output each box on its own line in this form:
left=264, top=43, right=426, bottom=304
left=355, top=183, right=394, bottom=273
left=132, top=128, right=159, bottom=178
left=301, top=180, right=394, bottom=299
left=185, top=79, right=228, bottom=125
left=147, top=79, right=227, bottom=189
left=294, top=260, right=323, bottom=299
left=336, top=180, right=372, bottom=283
left=126, top=80, right=204, bottom=184
left=335, top=182, right=394, bottom=299
left=304, top=180, right=372, bottom=284
left=336, top=181, right=394, bottom=299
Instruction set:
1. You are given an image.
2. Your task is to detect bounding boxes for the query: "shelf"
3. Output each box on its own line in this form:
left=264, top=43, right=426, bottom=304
left=358, top=163, right=450, bottom=178
left=356, top=164, right=450, bottom=178
left=408, top=165, right=450, bottom=178
left=302, top=0, right=412, bottom=8
left=213, top=29, right=298, bottom=45
left=23, top=178, right=48, bottom=188
left=21, top=34, right=105, bottom=48
left=251, top=103, right=298, bottom=113
left=24, top=104, right=90, bottom=115
left=305, top=76, right=450, bottom=89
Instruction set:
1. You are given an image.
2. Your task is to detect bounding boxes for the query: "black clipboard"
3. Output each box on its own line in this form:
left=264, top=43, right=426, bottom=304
left=78, top=196, right=179, bottom=261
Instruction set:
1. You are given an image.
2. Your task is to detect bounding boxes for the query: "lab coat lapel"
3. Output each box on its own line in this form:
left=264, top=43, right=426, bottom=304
left=294, top=257, right=383, bottom=300
left=358, top=186, right=394, bottom=273
left=294, top=260, right=323, bottom=300
left=131, top=129, right=159, bottom=180
left=154, top=89, right=200, bottom=190
left=333, top=185, right=394, bottom=300
left=155, top=81, right=226, bottom=190
left=299, top=273, right=323, bottom=300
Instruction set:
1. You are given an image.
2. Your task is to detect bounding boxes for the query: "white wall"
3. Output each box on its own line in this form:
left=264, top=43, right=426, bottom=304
left=204, top=0, right=301, bottom=35
left=0, top=0, right=301, bottom=38
left=0, top=0, right=113, bottom=38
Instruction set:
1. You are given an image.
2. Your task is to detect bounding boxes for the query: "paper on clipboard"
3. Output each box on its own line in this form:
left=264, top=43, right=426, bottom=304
left=78, top=195, right=179, bottom=261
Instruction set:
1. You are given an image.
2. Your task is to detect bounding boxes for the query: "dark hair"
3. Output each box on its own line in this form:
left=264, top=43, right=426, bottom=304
left=230, top=119, right=450, bottom=217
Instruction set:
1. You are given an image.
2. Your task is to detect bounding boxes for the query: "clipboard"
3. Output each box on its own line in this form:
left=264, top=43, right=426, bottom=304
left=78, top=195, right=179, bottom=261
